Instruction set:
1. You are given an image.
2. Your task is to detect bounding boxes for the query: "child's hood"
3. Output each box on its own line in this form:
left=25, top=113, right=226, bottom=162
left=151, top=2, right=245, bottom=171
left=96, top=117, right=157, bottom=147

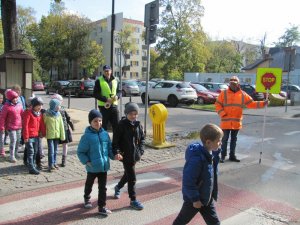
left=185, top=142, right=207, bottom=161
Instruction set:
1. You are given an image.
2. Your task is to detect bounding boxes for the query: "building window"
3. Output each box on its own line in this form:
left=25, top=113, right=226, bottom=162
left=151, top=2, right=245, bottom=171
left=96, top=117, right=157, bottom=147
left=100, top=27, right=103, bottom=32
left=136, top=50, right=139, bottom=55
left=99, top=38, right=102, bottom=44
left=130, top=72, right=133, bottom=78
left=135, top=27, right=140, bottom=33
left=135, top=72, right=139, bottom=77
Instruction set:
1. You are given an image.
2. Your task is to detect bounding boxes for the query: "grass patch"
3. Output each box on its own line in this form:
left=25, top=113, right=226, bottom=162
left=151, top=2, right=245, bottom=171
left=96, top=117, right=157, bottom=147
left=187, top=104, right=215, bottom=111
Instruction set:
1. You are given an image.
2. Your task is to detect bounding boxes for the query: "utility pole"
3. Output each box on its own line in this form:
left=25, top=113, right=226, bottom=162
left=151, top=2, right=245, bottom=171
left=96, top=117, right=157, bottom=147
left=110, top=0, right=115, bottom=70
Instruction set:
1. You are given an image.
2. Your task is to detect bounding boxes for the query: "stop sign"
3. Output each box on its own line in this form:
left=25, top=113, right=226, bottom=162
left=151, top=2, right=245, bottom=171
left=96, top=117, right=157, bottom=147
left=261, top=73, right=276, bottom=89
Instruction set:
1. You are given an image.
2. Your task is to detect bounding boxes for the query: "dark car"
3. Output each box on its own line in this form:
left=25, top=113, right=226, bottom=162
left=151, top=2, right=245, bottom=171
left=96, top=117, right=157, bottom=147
left=281, top=84, right=300, bottom=99
left=45, top=80, right=70, bottom=95
left=240, top=84, right=265, bottom=101
left=63, top=79, right=95, bottom=97
left=196, top=82, right=228, bottom=94
left=32, top=81, right=44, bottom=91
left=190, top=83, right=219, bottom=104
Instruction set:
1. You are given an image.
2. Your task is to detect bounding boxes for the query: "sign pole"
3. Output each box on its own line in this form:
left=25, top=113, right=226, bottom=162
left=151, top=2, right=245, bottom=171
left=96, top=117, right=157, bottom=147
left=259, top=88, right=269, bottom=164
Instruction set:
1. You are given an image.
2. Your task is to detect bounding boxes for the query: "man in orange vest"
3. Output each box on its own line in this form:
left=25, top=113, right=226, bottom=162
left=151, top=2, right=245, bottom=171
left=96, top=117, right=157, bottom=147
left=215, top=76, right=267, bottom=163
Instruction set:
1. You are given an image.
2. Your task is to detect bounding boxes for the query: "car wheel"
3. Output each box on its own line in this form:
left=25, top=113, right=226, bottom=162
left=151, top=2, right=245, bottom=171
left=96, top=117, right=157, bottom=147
left=168, top=95, right=178, bottom=107
left=197, top=97, right=204, bottom=104
left=122, top=90, right=126, bottom=97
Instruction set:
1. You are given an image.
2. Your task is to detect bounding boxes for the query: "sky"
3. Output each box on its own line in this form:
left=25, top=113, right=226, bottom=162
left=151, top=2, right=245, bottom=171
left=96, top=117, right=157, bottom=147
left=17, top=0, right=300, bottom=46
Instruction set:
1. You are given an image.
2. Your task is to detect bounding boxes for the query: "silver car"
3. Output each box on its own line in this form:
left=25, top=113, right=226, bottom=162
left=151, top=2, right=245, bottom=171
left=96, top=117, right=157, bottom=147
left=121, top=80, right=140, bottom=97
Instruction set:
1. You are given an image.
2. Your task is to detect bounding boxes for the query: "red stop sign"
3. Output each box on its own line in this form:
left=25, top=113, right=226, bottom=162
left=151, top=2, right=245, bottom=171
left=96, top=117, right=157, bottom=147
left=261, top=73, right=276, bottom=89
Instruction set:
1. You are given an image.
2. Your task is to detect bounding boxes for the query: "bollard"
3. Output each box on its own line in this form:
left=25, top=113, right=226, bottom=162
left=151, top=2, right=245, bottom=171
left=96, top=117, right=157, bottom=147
left=147, top=103, right=175, bottom=149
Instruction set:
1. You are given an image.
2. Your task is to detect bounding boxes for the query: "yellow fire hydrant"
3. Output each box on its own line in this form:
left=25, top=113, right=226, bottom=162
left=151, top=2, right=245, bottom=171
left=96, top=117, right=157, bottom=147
left=147, top=103, right=175, bottom=149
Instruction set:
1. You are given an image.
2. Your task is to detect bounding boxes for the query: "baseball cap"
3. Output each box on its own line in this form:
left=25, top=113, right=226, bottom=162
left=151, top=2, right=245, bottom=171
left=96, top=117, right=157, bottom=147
left=103, top=65, right=111, bottom=71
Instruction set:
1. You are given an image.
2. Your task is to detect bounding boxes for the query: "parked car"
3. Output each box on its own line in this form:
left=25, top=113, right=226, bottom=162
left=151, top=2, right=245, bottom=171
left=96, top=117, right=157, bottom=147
left=138, top=81, right=157, bottom=94
left=281, top=84, right=300, bottom=99
left=32, top=81, right=44, bottom=91
left=62, top=80, right=95, bottom=97
left=240, top=84, right=265, bottom=101
left=190, top=83, right=219, bottom=104
left=196, top=82, right=228, bottom=93
left=121, top=80, right=140, bottom=97
left=45, top=80, right=70, bottom=95
left=140, top=80, right=197, bottom=107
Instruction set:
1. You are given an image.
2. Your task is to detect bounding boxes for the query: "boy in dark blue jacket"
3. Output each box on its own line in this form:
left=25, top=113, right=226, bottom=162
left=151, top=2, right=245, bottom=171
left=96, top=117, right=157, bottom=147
left=173, top=123, right=223, bottom=225
left=77, top=109, right=117, bottom=216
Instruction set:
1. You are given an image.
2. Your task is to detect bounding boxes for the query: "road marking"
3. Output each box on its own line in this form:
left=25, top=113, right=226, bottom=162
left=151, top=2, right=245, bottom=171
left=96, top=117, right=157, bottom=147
left=284, top=131, right=300, bottom=136
left=0, top=172, right=172, bottom=223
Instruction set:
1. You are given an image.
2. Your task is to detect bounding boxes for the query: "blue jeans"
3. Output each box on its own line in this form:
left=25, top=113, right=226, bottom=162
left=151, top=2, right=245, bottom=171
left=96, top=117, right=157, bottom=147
left=26, top=137, right=39, bottom=172
left=47, top=139, right=59, bottom=168
left=173, top=200, right=220, bottom=225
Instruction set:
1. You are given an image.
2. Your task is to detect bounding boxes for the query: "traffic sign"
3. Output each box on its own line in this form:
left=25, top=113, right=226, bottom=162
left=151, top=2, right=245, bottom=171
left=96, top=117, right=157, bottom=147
left=256, top=68, right=282, bottom=93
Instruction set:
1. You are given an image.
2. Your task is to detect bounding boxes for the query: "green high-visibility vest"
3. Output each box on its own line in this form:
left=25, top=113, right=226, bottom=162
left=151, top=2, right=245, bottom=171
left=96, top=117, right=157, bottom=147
left=98, top=76, right=118, bottom=106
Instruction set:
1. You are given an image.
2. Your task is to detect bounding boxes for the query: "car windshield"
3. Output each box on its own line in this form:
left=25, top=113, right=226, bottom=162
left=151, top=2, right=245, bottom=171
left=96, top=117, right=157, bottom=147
left=84, top=80, right=95, bottom=85
left=124, top=81, right=138, bottom=86
left=191, top=84, right=208, bottom=91
left=59, top=81, right=70, bottom=86
left=219, top=84, right=228, bottom=89
left=34, top=81, right=43, bottom=85
left=177, top=82, right=191, bottom=88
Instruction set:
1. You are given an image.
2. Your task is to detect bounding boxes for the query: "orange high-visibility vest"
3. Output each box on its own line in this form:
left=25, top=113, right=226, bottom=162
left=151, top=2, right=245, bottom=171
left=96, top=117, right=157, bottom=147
left=215, top=89, right=265, bottom=130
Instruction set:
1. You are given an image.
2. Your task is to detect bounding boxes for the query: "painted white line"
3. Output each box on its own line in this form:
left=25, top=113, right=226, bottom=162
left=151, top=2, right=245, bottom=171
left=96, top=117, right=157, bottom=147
left=0, top=172, right=172, bottom=223
left=222, top=207, right=288, bottom=225
left=284, top=131, right=300, bottom=136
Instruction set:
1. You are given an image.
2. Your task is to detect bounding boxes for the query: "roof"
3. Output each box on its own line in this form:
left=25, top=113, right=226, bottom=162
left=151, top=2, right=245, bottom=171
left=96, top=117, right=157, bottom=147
left=0, top=49, right=34, bottom=60
left=242, top=57, right=272, bottom=70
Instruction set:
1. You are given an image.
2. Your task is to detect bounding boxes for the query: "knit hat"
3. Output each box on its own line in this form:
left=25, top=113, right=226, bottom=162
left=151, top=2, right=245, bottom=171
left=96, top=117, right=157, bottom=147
left=49, top=99, right=61, bottom=111
left=124, top=102, right=139, bottom=115
left=88, top=109, right=102, bottom=124
left=31, top=97, right=43, bottom=108
left=50, top=93, right=63, bottom=102
left=5, top=90, right=19, bottom=101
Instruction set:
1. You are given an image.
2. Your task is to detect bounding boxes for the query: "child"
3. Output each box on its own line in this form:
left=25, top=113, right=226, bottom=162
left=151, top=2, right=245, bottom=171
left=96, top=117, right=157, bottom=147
left=112, top=102, right=145, bottom=210
left=0, top=93, right=5, bottom=156
left=50, top=94, right=74, bottom=167
left=22, top=97, right=45, bottom=175
left=173, top=123, right=223, bottom=225
left=43, top=99, right=65, bottom=172
left=77, top=109, right=116, bottom=216
left=0, top=90, right=23, bottom=162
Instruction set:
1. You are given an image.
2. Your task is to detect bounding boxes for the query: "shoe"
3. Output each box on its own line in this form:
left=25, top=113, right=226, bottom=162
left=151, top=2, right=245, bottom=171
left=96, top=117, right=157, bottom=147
left=29, top=169, right=40, bottom=175
left=130, top=200, right=144, bottom=210
left=229, top=157, right=240, bottom=162
left=54, top=164, right=59, bottom=169
left=84, top=199, right=93, bottom=209
left=10, top=158, right=17, bottom=163
left=48, top=166, right=56, bottom=172
left=219, top=158, right=225, bottom=163
left=114, top=185, right=121, bottom=199
left=61, top=155, right=66, bottom=167
left=98, top=207, right=112, bottom=216
left=37, top=163, right=42, bottom=170
left=0, top=149, right=5, bottom=156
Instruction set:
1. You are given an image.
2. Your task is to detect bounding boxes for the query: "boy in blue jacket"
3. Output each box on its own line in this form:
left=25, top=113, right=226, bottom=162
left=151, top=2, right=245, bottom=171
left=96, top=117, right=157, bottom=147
left=77, top=109, right=117, bottom=216
left=173, top=123, right=223, bottom=225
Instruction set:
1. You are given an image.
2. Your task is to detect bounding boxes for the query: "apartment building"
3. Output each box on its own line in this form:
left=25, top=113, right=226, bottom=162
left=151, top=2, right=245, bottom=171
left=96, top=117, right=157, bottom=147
left=90, top=16, right=148, bottom=80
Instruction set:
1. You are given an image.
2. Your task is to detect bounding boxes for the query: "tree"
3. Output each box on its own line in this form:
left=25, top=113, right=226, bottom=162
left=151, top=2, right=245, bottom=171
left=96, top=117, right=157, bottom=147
left=156, top=0, right=210, bottom=80
left=274, top=24, right=300, bottom=47
left=114, top=25, right=135, bottom=77
left=17, top=6, right=36, bottom=45
left=206, top=41, right=243, bottom=73
left=1, top=0, right=19, bottom=52
left=150, top=48, right=165, bottom=79
left=0, top=20, right=4, bottom=54
left=80, top=41, right=104, bottom=76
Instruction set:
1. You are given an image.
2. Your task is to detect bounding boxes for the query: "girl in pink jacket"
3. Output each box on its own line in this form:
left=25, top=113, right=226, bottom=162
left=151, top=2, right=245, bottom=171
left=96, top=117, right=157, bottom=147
left=0, top=90, right=24, bottom=162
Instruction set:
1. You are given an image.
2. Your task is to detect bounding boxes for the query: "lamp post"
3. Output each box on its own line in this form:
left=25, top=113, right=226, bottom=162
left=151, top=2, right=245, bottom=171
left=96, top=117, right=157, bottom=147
left=110, top=0, right=115, bottom=70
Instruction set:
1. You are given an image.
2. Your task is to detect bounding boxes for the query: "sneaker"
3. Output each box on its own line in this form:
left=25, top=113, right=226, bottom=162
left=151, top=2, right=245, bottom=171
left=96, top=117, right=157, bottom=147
left=114, top=185, right=121, bottom=199
left=229, top=157, right=240, bottom=162
left=54, top=164, right=59, bottom=169
left=10, top=158, right=17, bottom=163
left=84, top=200, right=92, bottom=209
left=29, top=169, right=40, bottom=175
left=98, top=207, right=112, bottom=216
left=220, top=157, right=225, bottom=163
left=48, top=166, right=56, bottom=172
left=130, top=200, right=144, bottom=210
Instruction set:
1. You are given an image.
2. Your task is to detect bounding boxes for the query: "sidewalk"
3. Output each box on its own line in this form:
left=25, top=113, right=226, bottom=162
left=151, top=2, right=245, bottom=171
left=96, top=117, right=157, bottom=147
left=0, top=104, right=299, bottom=198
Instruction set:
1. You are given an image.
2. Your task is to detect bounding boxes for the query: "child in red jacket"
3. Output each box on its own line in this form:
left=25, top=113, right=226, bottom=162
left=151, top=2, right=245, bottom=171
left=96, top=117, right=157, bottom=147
left=22, top=97, right=45, bottom=175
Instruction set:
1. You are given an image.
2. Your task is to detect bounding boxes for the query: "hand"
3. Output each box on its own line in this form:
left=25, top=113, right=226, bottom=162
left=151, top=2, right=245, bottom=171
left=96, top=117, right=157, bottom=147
left=86, top=162, right=92, bottom=167
left=107, top=98, right=113, bottom=104
left=193, top=201, right=203, bottom=209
